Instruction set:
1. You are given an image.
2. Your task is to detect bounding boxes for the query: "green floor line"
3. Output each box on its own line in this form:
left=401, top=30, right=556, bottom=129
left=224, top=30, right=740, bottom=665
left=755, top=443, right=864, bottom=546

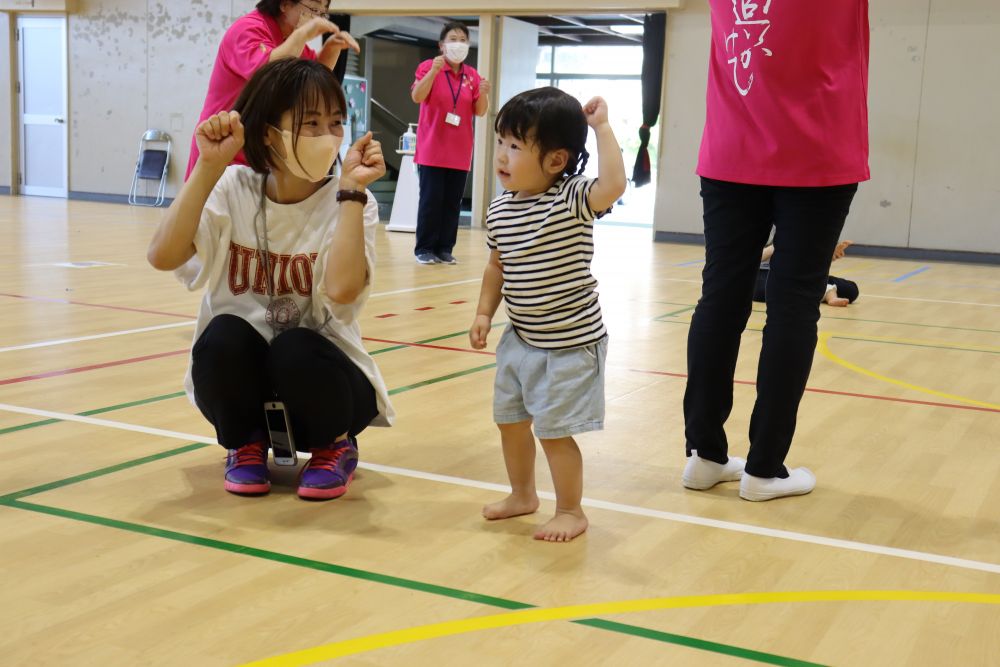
left=0, top=391, right=187, bottom=436
left=388, top=362, right=497, bottom=395
left=2, top=498, right=527, bottom=609
left=370, top=321, right=508, bottom=356
left=369, top=344, right=408, bottom=355
left=2, top=324, right=507, bottom=439
left=831, top=336, right=1000, bottom=355
left=1, top=360, right=498, bottom=439
left=656, top=303, right=1000, bottom=335
left=1, top=495, right=819, bottom=666
left=0, top=417, right=61, bottom=436
left=655, top=305, right=697, bottom=320
left=0, top=442, right=209, bottom=503
left=655, top=316, right=1000, bottom=355
left=575, top=619, right=827, bottom=667
left=0, top=320, right=824, bottom=664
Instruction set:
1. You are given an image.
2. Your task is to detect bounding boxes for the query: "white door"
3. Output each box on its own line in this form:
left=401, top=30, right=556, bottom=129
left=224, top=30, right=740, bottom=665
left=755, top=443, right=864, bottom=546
left=17, top=16, right=68, bottom=198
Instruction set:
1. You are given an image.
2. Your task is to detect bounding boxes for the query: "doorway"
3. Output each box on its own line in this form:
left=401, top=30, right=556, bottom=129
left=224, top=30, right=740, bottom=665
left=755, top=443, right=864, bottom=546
left=16, top=15, right=68, bottom=198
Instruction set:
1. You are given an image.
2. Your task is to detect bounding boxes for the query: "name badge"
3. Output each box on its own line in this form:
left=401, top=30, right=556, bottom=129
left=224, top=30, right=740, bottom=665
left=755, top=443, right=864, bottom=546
left=445, top=112, right=461, bottom=127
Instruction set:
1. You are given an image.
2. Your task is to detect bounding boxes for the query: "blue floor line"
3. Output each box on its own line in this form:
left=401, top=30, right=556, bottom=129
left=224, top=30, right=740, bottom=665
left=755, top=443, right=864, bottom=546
left=891, top=266, right=931, bottom=283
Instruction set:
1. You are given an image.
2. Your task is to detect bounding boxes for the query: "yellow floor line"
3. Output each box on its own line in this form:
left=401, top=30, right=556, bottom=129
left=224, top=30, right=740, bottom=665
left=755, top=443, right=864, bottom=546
left=240, top=590, right=1000, bottom=666
left=817, top=333, right=1000, bottom=410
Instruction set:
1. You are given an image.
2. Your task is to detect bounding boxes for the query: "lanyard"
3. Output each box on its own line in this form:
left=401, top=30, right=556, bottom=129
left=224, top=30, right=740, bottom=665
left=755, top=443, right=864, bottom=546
left=444, top=66, right=465, bottom=112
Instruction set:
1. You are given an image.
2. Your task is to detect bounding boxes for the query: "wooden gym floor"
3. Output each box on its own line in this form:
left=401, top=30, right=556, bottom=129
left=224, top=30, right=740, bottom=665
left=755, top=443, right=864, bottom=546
left=1, top=196, right=998, bottom=666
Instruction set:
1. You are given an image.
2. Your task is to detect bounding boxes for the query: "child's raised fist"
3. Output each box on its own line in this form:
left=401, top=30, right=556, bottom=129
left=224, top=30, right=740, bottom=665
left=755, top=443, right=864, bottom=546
left=582, top=97, right=610, bottom=128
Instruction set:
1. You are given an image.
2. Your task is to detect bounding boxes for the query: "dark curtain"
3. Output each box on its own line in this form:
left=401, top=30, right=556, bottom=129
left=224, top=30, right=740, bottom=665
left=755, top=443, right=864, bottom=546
left=631, top=12, right=666, bottom=188
left=326, top=13, right=351, bottom=83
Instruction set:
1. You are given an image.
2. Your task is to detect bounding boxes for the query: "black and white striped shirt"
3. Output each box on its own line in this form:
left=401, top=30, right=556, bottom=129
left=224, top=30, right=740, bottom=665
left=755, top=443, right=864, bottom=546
left=486, top=175, right=607, bottom=350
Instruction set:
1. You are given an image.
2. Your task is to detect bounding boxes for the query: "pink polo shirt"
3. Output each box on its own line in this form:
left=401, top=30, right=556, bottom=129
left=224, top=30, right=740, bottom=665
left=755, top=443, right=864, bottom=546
left=411, top=60, right=481, bottom=172
left=186, top=10, right=316, bottom=178
left=697, top=0, right=870, bottom=187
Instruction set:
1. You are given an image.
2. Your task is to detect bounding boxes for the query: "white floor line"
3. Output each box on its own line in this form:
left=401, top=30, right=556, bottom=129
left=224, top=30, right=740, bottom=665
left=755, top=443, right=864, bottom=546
left=3, top=401, right=998, bottom=576
left=0, top=321, right=197, bottom=354
left=370, top=278, right=481, bottom=298
left=363, top=462, right=1000, bottom=575
left=0, top=403, right=213, bottom=443
left=864, top=293, right=1000, bottom=308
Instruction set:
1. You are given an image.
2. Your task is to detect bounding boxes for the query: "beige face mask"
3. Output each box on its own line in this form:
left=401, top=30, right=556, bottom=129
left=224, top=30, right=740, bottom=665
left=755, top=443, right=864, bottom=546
left=270, top=126, right=342, bottom=181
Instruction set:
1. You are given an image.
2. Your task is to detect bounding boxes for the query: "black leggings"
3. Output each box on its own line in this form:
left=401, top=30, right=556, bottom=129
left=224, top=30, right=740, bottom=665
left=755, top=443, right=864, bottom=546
left=754, top=268, right=859, bottom=303
left=684, top=177, right=858, bottom=478
left=191, top=314, right=377, bottom=451
left=416, top=165, right=468, bottom=256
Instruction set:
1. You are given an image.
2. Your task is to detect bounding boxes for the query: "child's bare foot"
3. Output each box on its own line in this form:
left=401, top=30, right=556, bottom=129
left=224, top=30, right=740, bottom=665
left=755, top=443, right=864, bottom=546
left=533, top=509, right=588, bottom=542
left=823, top=288, right=850, bottom=307
left=483, top=493, right=539, bottom=520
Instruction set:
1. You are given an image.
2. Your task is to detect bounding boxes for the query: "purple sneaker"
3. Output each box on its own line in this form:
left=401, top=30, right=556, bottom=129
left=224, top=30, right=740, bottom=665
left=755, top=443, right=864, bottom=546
left=224, top=442, right=270, bottom=495
left=298, top=439, right=358, bottom=500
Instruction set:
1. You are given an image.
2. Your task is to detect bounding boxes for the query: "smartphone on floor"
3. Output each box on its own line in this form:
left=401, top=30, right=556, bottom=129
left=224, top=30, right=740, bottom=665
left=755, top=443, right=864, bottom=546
left=264, top=401, right=297, bottom=466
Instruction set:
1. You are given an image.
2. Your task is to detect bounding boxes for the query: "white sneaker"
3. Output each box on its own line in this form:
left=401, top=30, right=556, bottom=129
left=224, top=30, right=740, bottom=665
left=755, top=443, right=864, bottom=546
left=682, top=450, right=746, bottom=490
left=739, top=467, right=816, bottom=501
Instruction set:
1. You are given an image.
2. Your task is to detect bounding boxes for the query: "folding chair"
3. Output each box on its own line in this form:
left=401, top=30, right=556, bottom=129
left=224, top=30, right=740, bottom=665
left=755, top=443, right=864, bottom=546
left=128, top=129, right=171, bottom=206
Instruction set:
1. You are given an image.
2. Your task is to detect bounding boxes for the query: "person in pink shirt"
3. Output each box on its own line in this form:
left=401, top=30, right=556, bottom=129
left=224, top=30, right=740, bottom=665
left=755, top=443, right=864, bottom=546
left=410, top=21, right=491, bottom=265
left=186, top=0, right=358, bottom=179
left=681, top=1, right=870, bottom=501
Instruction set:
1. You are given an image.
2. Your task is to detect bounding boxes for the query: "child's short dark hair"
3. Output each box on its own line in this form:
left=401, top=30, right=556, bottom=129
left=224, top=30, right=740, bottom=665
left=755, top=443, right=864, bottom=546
left=440, top=20, right=469, bottom=42
left=233, top=58, right=347, bottom=174
left=494, top=87, right=589, bottom=177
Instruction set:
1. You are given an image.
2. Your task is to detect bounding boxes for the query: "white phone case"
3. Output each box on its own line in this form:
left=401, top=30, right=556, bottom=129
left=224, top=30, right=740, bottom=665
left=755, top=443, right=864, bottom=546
left=264, top=401, right=297, bottom=466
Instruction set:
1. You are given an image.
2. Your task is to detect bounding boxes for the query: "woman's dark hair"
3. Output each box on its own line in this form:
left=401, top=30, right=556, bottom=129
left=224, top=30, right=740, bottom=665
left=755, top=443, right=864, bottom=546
left=256, top=0, right=329, bottom=18
left=439, top=20, right=469, bottom=42
left=232, top=58, right=347, bottom=174
left=494, top=87, right=590, bottom=177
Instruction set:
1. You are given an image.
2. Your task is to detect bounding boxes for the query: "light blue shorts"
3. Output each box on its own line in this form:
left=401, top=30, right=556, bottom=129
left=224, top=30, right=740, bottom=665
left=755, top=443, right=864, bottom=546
left=493, top=326, right=608, bottom=439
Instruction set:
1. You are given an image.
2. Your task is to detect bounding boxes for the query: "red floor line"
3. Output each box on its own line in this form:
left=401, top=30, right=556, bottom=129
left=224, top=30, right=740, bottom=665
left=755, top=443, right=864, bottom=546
left=630, top=368, right=1000, bottom=414
left=7, top=329, right=987, bottom=415
left=0, top=350, right=189, bottom=386
left=363, top=337, right=496, bottom=357
left=0, top=292, right=194, bottom=319
left=0, top=335, right=483, bottom=387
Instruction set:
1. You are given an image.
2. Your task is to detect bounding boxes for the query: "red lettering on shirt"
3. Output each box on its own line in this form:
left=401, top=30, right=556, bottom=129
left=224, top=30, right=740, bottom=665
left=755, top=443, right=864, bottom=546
left=227, top=242, right=317, bottom=297
left=228, top=242, right=255, bottom=295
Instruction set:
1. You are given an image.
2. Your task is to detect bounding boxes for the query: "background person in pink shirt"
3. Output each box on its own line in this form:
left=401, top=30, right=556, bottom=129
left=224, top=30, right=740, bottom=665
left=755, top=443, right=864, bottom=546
left=681, top=1, right=870, bottom=501
left=185, top=0, right=359, bottom=179
left=410, top=21, right=491, bottom=265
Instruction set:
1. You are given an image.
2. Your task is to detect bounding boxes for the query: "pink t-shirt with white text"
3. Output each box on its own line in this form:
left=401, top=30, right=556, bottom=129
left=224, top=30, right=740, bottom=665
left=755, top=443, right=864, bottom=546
left=186, top=10, right=316, bottom=178
left=697, top=0, right=870, bottom=187
left=411, top=60, right=481, bottom=172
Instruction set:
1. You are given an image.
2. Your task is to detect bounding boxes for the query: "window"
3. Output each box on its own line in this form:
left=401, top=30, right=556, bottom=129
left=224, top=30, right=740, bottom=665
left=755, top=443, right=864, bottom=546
left=534, top=44, right=657, bottom=226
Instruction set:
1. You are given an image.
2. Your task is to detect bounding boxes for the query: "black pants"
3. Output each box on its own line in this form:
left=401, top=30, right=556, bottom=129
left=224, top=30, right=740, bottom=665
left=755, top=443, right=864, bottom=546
left=192, top=314, right=377, bottom=451
left=684, top=177, right=858, bottom=478
left=754, top=269, right=859, bottom=304
left=416, top=165, right=468, bottom=256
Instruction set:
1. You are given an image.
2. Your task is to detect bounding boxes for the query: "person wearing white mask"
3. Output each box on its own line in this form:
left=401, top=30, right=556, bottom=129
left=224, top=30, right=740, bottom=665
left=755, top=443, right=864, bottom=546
left=186, top=0, right=360, bottom=179
left=410, top=21, right=491, bottom=264
left=149, top=59, right=394, bottom=501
